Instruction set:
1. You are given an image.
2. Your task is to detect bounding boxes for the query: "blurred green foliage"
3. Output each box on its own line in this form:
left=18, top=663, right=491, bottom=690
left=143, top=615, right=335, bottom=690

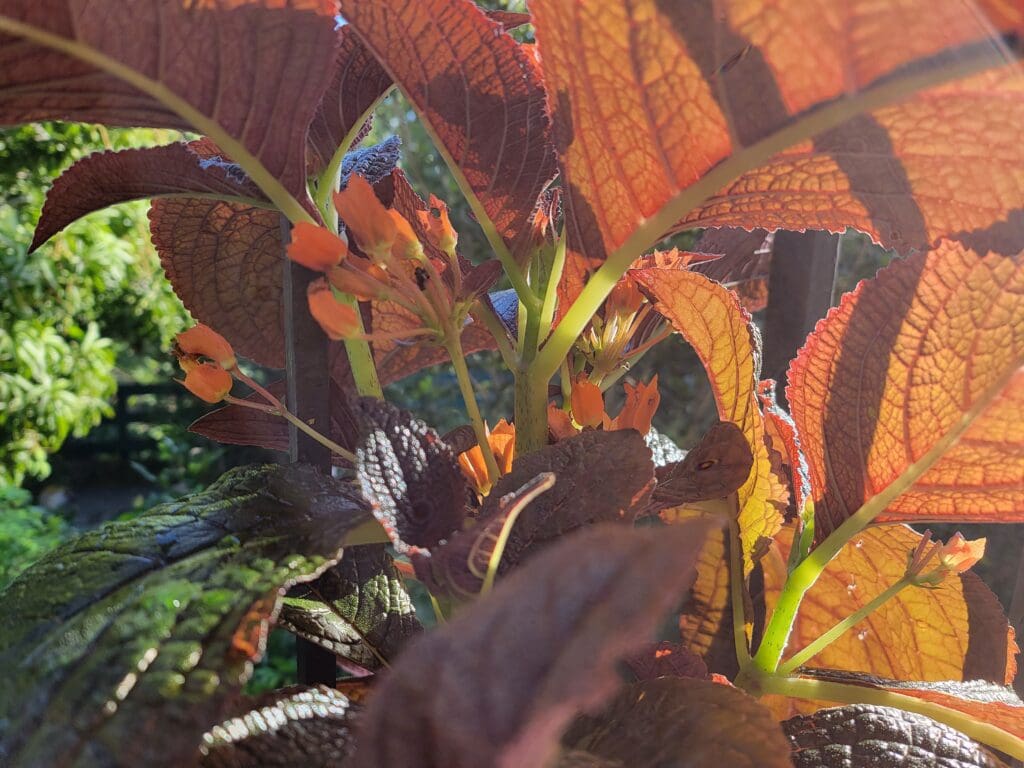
left=0, top=485, right=70, bottom=589
left=0, top=122, right=189, bottom=485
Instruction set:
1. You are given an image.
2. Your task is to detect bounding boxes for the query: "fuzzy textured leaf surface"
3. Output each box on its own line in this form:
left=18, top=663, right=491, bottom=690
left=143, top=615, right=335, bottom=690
left=152, top=199, right=287, bottom=368
left=560, top=678, right=792, bottom=768
left=0, top=464, right=370, bottom=768
left=200, top=686, right=358, bottom=768
left=793, top=673, right=1024, bottom=755
left=349, top=523, right=712, bottom=768
left=0, top=0, right=339, bottom=199
left=787, top=243, right=1024, bottom=540
left=338, top=0, right=557, bottom=258
left=632, top=266, right=785, bottom=570
left=31, top=139, right=268, bottom=251
left=764, top=525, right=1017, bottom=685
left=355, top=398, right=468, bottom=554
left=783, top=704, right=1008, bottom=768
left=623, top=641, right=709, bottom=683
left=529, top=0, right=1021, bottom=262
left=279, top=543, right=421, bottom=672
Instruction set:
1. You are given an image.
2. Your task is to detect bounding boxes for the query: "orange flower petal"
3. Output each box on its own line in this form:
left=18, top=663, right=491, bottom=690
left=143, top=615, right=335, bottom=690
left=333, top=175, right=395, bottom=257
left=327, top=263, right=390, bottom=302
left=939, top=533, right=987, bottom=574
left=307, top=279, right=360, bottom=341
left=181, top=362, right=233, bottom=403
left=287, top=221, right=347, bottom=272
left=606, top=275, right=644, bottom=319
left=176, top=324, right=236, bottom=369
left=570, top=377, right=605, bottom=429
left=417, top=194, right=458, bottom=254
left=547, top=404, right=578, bottom=441
left=388, top=209, right=424, bottom=261
left=612, top=375, right=660, bottom=435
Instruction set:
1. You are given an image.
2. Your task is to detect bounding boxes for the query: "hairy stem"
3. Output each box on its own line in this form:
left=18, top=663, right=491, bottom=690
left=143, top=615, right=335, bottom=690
left=729, top=509, right=752, bottom=664
left=777, top=577, right=911, bottom=675
left=224, top=394, right=356, bottom=463
left=472, top=299, right=519, bottom=371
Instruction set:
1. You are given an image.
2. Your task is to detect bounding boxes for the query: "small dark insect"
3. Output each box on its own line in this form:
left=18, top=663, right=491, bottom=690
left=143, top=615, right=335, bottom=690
left=712, top=43, right=753, bottom=79
left=415, top=266, right=429, bottom=290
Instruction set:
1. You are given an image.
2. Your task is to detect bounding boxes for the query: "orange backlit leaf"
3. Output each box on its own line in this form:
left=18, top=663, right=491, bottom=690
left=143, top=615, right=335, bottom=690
left=764, top=525, right=1017, bottom=686
left=631, top=267, right=784, bottom=571
left=338, top=0, right=557, bottom=260
left=786, top=243, right=1024, bottom=541
left=529, top=0, right=1022, bottom=264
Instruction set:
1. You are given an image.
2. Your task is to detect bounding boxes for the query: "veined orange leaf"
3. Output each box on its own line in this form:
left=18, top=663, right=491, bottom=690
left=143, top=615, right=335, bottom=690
left=631, top=267, right=785, bottom=570
left=787, top=242, right=1024, bottom=540
left=529, top=0, right=1022, bottom=267
left=763, top=525, right=1017, bottom=685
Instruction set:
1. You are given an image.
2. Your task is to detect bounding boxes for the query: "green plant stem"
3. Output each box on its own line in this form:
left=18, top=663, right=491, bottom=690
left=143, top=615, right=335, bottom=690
left=777, top=577, right=911, bottom=675
left=224, top=395, right=356, bottom=463
left=446, top=332, right=501, bottom=484
left=538, top=232, right=567, bottom=339
left=728, top=511, right=752, bottom=664
left=757, top=675, right=1024, bottom=761
left=753, top=361, right=1021, bottom=674
left=514, top=368, right=549, bottom=454
left=336, top=293, right=384, bottom=399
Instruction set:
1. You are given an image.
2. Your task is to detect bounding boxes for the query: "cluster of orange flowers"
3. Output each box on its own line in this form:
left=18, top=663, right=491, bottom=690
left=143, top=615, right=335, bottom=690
left=287, top=175, right=462, bottom=343
left=173, top=324, right=239, bottom=403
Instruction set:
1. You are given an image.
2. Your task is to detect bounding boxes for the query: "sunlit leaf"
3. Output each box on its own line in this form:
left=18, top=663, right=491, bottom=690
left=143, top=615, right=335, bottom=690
left=783, top=704, right=1010, bottom=768
left=559, top=678, right=792, bottom=768
left=787, top=243, right=1024, bottom=540
left=763, top=525, right=1017, bottom=685
left=530, top=0, right=1021, bottom=263
left=349, top=522, right=712, bottom=768
left=632, top=267, right=785, bottom=570
left=338, top=0, right=557, bottom=259
left=0, top=464, right=370, bottom=767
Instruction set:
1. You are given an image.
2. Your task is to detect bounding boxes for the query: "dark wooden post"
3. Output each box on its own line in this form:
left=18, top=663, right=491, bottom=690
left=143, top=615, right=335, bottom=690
left=761, top=230, right=841, bottom=407
left=281, top=217, right=338, bottom=686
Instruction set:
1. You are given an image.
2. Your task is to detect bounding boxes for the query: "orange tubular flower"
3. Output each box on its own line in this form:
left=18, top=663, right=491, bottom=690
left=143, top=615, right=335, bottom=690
left=547, top=404, right=578, bottom=441
left=328, top=262, right=391, bottom=302
left=417, top=194, right=458, bottom=255
left=388, top=209, right=424, bottom=261
left=458, top=419, right=516, bottom=496
left=287, top=221, right=348, bottom=272
left=606, top=275, right=644, bottom=320
left=937, top=533, right=986, bottom=573
left=570, top=376, right=605, bottom=429
left=333, top=175, right=396, bottom=259
left=181, top=361, right=233, bottom=403
left=176, top=324, right=236, bottom=369
left=608, top=375, right=660, bottom=435
left=307, top=279, right=360, bottom=341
